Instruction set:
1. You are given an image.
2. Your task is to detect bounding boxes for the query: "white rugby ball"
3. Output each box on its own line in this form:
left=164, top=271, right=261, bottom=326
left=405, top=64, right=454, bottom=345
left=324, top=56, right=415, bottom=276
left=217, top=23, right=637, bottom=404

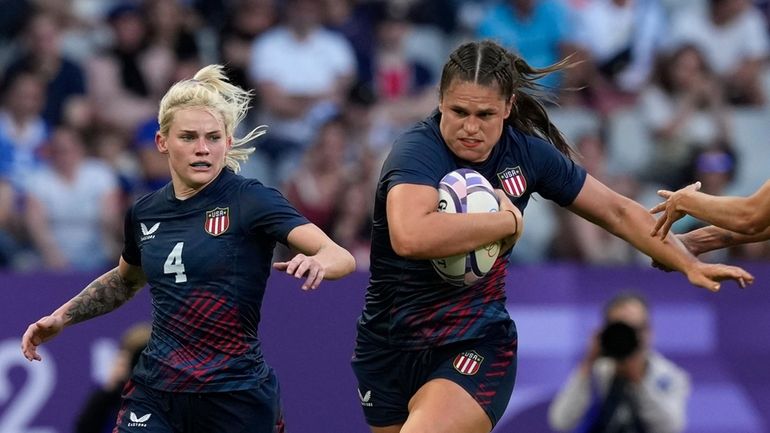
left=431, top=169, right=501, bottom=286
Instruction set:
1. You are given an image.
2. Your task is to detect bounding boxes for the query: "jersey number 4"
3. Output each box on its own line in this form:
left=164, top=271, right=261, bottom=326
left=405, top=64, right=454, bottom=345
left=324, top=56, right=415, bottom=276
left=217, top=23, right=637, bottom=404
left=164, top=242, right=187, bottom=283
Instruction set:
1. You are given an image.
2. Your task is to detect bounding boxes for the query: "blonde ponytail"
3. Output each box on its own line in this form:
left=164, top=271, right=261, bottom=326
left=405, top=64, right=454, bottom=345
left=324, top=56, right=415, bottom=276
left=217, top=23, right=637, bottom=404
left=158, top=64, right=265, bottom=172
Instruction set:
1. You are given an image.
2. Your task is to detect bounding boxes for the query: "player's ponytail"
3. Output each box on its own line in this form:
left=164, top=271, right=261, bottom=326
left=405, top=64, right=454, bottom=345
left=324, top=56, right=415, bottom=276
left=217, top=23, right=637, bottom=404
left=440, top=40, right=576, bottom=159
left=158, top=64, right=265, bottom=173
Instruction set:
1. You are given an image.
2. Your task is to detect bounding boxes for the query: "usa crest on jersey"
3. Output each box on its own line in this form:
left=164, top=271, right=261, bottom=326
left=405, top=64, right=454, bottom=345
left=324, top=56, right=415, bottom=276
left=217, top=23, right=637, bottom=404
left=497, top=166, right=527, bottom=197
left=453, top=350, right=484, bottom=376
left=205, top=207, right=230, bottom=236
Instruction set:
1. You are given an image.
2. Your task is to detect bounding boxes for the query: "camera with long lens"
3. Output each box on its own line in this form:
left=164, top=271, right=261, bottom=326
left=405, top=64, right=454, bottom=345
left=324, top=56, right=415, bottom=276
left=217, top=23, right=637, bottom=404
left=599, top=321, right=639, bottom=360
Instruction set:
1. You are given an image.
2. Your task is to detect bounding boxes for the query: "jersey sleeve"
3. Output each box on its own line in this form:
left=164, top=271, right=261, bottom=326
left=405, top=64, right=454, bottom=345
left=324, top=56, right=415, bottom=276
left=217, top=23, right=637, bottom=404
left=380, top=129, right=452, bottom=192
left=121, top=205, right=141, bottom=266
left=239, top=181, right=310, bottom=244
left=529, top=136, right=587, bottom=206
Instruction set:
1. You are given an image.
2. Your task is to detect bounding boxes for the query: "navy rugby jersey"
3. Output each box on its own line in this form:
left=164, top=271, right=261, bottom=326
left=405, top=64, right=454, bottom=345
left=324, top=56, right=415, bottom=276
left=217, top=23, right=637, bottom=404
left=122, top=169, right=308, bottom=392
left=358, top=111, right=587, bottom=349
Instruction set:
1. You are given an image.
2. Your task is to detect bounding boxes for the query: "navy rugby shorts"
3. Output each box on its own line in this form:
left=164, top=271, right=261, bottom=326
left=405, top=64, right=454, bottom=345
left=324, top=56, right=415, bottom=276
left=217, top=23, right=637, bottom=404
left=351, top=322, right=517, bottom=427
left=114, top=369, right=284, bottom=433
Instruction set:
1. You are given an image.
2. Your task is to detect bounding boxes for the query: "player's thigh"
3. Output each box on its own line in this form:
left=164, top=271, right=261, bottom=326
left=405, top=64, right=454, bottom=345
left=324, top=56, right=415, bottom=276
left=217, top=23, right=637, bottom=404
left=405, top=325, right=518, bottom=432
left=401, top=378, right=491, bottom=433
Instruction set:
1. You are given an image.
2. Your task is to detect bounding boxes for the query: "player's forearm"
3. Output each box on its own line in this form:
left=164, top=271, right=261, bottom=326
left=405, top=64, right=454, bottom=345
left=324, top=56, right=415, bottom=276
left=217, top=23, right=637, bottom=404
left=674, top=181, right=770, bottom=235
left=392, top=211, right=519, bottom=259
left=601, top=198, right=697, bottom=273
left=676, top=192, right=760, bottom=234
left=315, top=243, right=356, bottom=280
left=52, top=266, right=145, bottom=327
left=683, top=225, right=770, bottom=255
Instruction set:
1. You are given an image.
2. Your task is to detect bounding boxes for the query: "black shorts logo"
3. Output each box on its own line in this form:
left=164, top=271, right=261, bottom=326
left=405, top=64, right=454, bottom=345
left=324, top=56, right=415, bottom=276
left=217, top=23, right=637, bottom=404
left=358, top=388, right=373, bottom=407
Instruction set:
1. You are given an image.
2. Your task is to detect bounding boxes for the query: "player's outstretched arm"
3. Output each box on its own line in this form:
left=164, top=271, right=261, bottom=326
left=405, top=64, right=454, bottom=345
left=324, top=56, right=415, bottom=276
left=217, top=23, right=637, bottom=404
left=21, top=257, right=146, bottom=361
left=274, top=223, right=356, bottom=290
left=568, top=175, right=753, bottom=292
left=651, top=180, right=770, bottom=238
left=678, top=224, right=770, bottom=256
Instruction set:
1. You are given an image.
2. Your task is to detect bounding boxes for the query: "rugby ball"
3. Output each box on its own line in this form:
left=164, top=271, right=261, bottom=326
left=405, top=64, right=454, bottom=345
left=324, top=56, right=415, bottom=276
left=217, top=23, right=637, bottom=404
left=431, top=169, right=501, bottom=286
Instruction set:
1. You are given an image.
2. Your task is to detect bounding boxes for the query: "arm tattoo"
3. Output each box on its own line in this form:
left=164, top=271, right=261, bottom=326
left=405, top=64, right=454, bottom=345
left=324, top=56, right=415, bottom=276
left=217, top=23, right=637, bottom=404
left=66, top=267, right=143, bottom=325
left=719, top=231, right=737, bottom=248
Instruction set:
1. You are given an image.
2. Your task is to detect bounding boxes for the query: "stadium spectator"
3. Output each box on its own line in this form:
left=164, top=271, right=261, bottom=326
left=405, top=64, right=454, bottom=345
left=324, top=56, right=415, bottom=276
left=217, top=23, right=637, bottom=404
left=371, top=6, right=437, bottom=122
left=247, top=0, right=356, bottom=185
left=132, top=118, right=171, bottom=195
left=24, top=126, right=121, bottom=270
left=671, top=144, right=739, bottom=234
left=282, top=117, right=350, bottom=233
left=2, top=10, right=87, bottom=127
left=218, top=0, right=278, bottom=92
left=324, top=0, right=380, bottom=85
left=372, top=8, right=433, bottom=102
left=563, top=0, right=667, bottom=113
left=476, top=0, right=573, bottom=92
left=667, top=0, right=769, bottom=105
left=0, top=69, right=49, bottom=189
left=549, top=132, right=639, bottom=264
left=331, top=174, right=374, bottom=271
left=0, top=137, right=18, bottom=268
left=143, top=0, right=199, bottom=61
left=549, top=292, right=691, bottom=433
left=638, top=44, right=731, bottom=187
left=86, top=3, right=173, bottom=134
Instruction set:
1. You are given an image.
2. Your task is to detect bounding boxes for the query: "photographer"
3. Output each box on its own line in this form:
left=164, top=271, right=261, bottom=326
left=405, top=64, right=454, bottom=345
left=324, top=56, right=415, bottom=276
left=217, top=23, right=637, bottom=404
left=548, top=292, right=690, bottom=433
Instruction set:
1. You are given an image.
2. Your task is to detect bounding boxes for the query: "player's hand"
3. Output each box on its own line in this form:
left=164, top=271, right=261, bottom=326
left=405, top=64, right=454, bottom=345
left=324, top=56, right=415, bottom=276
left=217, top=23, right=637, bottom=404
left=685, top=261, right=753, bottom=292
left=650, top=181, right=701, bottom=238
left=273, top=253, right=326, bottom=290
left=495, top=190, right=523, bottom=253
left=21, top=315, right=64, bottom=361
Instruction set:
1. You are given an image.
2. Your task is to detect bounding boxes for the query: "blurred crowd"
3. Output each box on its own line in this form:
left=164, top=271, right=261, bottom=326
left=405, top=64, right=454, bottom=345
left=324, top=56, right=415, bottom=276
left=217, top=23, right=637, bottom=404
left=1, top=0, right=770, bottom=273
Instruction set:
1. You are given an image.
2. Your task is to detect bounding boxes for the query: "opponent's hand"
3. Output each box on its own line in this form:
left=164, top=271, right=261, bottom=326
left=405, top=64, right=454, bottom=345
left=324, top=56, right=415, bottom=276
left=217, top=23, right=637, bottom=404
left=650, top=182, right=701, bottom=238
left=21, top=315, right=64, bottom=361
left=685, top=261, right=753, bottom=292
left=273, top=253, right=326, bottom=290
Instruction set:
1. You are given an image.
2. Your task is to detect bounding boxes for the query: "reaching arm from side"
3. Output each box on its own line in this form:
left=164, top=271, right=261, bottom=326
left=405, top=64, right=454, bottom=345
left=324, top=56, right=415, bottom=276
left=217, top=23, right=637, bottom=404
left=568, top=175, right=753, bottom=291
left=21, top=257, right=146, bottom=361
left=386, top=183, right=523, bottom=259
left=274, top=223, right=356, bottom=290
left=651, top=180, right=770, bottom=237
left=679, top=224, right=770, bottom=256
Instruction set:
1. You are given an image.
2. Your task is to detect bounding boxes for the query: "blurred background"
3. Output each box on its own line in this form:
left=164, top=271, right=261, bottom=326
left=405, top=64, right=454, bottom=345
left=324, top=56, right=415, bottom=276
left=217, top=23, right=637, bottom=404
left=1, top=0, right=769, bottom=432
